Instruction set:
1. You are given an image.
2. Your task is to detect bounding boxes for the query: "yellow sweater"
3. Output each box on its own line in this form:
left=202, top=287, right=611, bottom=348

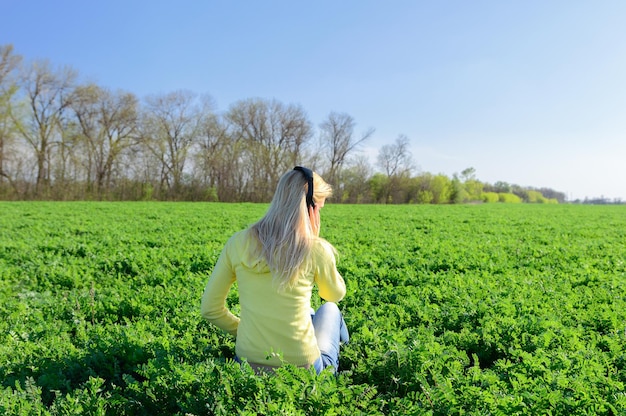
left=200, top=230, right=346, bottom=367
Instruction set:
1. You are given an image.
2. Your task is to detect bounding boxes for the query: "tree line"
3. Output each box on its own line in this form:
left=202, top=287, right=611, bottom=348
left=0, top=44, right=566, bottom=204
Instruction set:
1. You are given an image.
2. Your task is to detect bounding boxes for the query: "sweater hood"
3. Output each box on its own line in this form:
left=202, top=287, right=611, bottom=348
left=232, top=229, right=271, bottom=274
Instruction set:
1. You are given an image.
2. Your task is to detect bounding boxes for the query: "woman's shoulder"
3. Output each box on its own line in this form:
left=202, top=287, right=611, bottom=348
left=311, top=237, right=337, bottom=260
left=225, top=229, right=256, bottom=249
left=229, top=228, right=250, bottom=241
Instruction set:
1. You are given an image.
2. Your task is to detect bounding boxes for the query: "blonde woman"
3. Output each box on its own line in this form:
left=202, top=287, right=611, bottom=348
left=201, top=167, right=349, bottom=374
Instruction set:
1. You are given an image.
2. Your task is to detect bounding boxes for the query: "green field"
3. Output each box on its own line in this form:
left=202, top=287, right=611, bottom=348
left=1, top=202, right=625, bottom=415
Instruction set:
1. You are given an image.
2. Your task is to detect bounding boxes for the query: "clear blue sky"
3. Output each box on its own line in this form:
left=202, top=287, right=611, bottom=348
left=4, top=0, right=626, bottom=201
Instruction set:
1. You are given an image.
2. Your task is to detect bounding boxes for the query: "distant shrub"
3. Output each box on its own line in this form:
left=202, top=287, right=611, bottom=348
left=205, top=186, right=219, bottom=202
left=498, top=192, right=522, bottom=203
left=481, top=192, right=499, bottom=203
left=527, top=190, right=547, bottom=203
left=431, top=174, right=452, bottom=204
left=416, top=190, right=434, bottom=204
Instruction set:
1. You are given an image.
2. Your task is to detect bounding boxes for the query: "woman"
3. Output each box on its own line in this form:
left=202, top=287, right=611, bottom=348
left=201, top=167, right=349, bottom=374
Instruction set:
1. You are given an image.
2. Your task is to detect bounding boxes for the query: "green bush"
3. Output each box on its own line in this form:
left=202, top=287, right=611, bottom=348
left=498, top=192, right=522, bottom=203
left=416, top=190, right=434, bottom=204
left=481, top=192, right=499, bottom=203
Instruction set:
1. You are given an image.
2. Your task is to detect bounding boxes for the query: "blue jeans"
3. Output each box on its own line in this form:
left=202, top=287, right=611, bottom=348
left=311, top=302, right=349, bottom=374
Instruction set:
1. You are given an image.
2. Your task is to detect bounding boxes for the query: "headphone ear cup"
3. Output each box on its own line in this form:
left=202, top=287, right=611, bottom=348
left=293, top=166, right=315, bottom=209
left=306, top=177, right=315, bottom=209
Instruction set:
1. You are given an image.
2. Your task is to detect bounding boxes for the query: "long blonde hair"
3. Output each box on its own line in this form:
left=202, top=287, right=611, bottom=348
left=250, top=169, right=333, bottom=289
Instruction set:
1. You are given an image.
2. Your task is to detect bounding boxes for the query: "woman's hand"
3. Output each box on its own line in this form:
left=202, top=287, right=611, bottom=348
left=309, top=204, right=321, bottom=236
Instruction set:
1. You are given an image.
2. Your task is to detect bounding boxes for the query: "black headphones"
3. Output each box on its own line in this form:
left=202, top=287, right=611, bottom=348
left=293, top=166, right=315, bottom=210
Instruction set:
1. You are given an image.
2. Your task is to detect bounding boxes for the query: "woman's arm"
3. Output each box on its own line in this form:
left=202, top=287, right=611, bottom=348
left=200, top=241, right=240, bottom=337
left=314, top=240, right=346, bottom=302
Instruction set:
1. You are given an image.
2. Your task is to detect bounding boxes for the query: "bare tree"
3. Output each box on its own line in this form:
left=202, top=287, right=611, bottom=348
left=141, top=90, right=204, bottom=198
left=70, top=84, right=139, bottom=197
left=13, top=59, right=77, bottom=195
left=377, top=134, right=415, bottom=177
left=376, top=135, right=416, bottom=203
left=0, top=44, right=20, bottom=88
left=194, top=109, right=249, bottom=202
left=340, top=154, right=374, bottom=203
left=319, top=111, right=373, bottom=187
left=0, top=44, right=23, bottom=193
left=225, top=98, right=313, bottom=201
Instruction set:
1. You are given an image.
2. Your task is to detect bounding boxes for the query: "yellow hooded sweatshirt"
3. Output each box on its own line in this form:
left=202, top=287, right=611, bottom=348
left=201, top=229, right=346, bottom=367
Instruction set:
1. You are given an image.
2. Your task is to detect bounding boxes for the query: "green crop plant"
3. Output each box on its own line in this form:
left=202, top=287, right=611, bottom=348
left=1, top=202, right=625, bottom=415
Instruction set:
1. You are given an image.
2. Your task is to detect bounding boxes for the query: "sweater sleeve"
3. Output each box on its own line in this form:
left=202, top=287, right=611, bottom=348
left=314, top=240, right=346, bottom=302
left=200, top=239, right=240, bottom=337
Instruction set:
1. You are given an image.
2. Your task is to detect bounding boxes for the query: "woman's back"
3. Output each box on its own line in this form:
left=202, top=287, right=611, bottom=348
left=201, top=168, right=348, bottom=372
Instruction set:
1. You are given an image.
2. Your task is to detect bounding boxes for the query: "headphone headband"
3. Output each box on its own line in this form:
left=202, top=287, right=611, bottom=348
left=293, top=166, right=315, bottom=209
